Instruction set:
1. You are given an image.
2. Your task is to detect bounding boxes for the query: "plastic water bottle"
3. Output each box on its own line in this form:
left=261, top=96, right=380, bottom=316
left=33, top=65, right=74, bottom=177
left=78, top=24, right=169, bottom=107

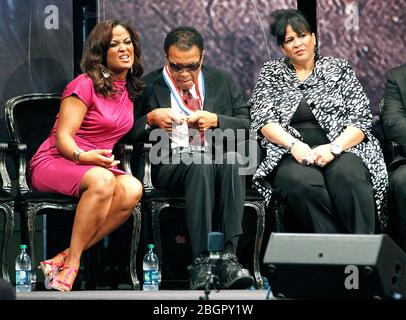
left=143, top=244, right=159, bottom=291
left=15, top=244, right=32, bottom=293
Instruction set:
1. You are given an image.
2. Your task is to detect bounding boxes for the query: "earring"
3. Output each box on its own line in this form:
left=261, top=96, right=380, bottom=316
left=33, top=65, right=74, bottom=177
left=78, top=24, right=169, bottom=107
left=102, top=68, right=110, bottom=79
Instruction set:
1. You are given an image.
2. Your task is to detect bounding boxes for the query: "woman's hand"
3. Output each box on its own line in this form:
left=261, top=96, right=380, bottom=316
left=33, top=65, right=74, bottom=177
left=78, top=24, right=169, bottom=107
left=78, top=149, right=120, bottom=168
left=312, top=144, right=335, bottom=167
left=290, top=141, right=317, bottom=166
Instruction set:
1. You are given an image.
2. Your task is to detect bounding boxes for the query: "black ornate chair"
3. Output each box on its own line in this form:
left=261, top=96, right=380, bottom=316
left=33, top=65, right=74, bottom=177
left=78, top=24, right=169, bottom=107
left=137, top=143, right=266, bottom=288
left=0, top=143, right=15, bottom=282
left=377, top=98, right=402, bottom=165
left=5, top=93, right=141, bottom=289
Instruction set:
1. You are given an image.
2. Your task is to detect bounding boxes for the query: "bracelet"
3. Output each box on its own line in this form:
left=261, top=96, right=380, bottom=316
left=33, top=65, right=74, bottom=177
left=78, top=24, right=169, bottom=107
left=287, top=140, right=298, bottom=153
left=73, top=148, right=84, bottom=164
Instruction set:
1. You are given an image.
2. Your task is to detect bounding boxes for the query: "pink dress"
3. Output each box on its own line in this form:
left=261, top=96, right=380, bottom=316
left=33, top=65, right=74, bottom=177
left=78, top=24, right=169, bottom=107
left=30, top=74, right=134, bottom=197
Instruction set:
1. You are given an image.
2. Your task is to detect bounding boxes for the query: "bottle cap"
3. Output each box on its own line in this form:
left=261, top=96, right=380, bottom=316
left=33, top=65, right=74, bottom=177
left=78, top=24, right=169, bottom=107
left=147, top=244, right=154, bottom=249
left=19, top=244, right=27, bottom=249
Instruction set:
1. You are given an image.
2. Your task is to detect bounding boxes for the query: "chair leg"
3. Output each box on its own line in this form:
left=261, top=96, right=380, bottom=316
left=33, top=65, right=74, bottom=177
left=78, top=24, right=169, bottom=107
left=244, top=200, right=265, bottom=289
left=1, top=202, right=14, bottom=282
left=130, top=203, right=142, bottom=290
left=26, top=203, right=38, bottom=288
left=20, top=202, right=77, bottom=289
left=274, top=198, right=285, bottom=232
left=150, top=201, right=170, bottom=286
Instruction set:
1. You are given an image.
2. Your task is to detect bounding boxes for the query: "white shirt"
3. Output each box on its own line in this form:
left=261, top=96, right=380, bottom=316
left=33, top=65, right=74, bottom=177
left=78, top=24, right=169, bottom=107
left=170, top=85, right=199, bottom=149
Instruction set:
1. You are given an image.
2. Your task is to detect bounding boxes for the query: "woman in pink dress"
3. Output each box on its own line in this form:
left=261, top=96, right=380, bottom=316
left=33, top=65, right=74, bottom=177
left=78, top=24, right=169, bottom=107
left=29, top=20, right=143, bottom=291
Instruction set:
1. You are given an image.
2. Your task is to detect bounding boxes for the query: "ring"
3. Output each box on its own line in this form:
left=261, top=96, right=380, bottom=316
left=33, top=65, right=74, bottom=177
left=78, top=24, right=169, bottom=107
left=301, top=159, right=309, bottom=166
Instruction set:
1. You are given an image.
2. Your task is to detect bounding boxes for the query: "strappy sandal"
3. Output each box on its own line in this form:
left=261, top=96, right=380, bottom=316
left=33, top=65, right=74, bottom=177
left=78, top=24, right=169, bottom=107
left=49, top=266, right=78, bottom=292
left=38, top=250, right=68, bottom=289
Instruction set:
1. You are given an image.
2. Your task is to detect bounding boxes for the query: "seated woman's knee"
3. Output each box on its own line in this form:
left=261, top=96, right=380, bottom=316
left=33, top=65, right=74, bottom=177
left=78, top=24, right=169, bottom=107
left=289, top=182, right=326, bottom=200
left=84, top=168, right=116, bottom=199
left=330, top=172, right=367, bottom=191
left=117, top=175, right=143, bottom=211
left=329, top=160, right=371, bottom=190
left=278, top=173, right=326, bottom=199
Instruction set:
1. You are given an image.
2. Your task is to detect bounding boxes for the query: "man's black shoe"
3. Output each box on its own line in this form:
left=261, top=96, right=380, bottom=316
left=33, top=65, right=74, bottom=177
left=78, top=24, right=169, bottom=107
left=187, top=254, right=210, bottom=290
left=217, top=252, right=254, bottom=289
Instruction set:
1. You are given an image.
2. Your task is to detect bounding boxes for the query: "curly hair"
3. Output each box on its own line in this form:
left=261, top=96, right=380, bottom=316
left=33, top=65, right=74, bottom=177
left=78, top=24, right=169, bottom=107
left=80, top=20, right=143, bottom=99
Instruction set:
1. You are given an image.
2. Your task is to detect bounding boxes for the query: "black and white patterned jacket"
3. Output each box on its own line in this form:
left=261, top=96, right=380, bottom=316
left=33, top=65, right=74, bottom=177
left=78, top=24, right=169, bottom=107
left=249, top=56, right=388, bottom=229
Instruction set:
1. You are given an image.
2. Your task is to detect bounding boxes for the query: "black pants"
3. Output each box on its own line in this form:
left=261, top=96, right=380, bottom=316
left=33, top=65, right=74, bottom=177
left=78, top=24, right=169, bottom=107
left=273, top=152, right=375, bottom=234
left=389, top=165, right=406, bottom=252
left=152, top=151, right=246, bottom=257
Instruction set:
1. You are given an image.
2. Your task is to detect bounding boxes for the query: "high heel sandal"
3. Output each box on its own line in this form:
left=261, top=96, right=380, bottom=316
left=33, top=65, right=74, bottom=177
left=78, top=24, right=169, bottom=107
left=38, top=251, right=68, bottom=289
left=49, top=266, right=78, bottom=292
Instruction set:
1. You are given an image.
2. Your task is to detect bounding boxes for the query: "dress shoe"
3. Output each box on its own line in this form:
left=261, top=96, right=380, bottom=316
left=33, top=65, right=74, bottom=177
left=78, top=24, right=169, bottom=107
left=217, top=252, right=254, bottom=289
left=187, top=254, right=210, bottom=290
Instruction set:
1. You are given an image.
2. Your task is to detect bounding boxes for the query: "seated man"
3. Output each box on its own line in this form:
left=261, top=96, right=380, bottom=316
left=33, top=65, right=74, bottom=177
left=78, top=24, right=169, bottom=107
left=131, top=26, right=254, bottom=289
left=381, top=63, right=406, bottom=252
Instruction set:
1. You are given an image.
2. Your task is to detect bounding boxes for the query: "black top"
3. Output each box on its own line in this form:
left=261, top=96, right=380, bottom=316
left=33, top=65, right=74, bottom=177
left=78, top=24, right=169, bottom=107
left=290, top=97, right=330, bottom=147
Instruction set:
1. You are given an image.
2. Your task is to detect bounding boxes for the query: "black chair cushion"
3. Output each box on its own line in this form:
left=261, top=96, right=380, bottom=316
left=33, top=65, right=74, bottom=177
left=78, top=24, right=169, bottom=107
left=145, top=187, right=264, bottom=202
left=144, top=189, right=185, bottom=202
left=245, top=188, right=265, bottom=201
left=0, top=190, right=13, bottom=201
left=19, top=191, right=78, bottom=203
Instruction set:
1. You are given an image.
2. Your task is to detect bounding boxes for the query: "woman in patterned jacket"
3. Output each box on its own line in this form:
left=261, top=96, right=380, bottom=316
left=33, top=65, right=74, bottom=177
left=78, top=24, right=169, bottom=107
left=250, top=9, right=388, bottom=234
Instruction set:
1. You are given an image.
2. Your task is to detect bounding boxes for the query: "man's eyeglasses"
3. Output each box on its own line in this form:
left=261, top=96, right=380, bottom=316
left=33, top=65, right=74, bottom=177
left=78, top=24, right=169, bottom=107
left=168, top=60, right=201, bottom=73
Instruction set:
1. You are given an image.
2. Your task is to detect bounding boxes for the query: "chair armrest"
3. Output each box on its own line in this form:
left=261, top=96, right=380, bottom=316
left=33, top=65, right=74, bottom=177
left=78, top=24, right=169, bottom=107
left=0, top=143, right=12, bottom=193
left=382, top=139, right=404, bottom=165
left=116, top=143, right=133, bottom=175
left=8, top=142, right=30, bottom=194
left=143, top=143, right=154, bottom=191
left=115, top=142, right=154, bottom=191
left=391, top=141, right=403, bottom=159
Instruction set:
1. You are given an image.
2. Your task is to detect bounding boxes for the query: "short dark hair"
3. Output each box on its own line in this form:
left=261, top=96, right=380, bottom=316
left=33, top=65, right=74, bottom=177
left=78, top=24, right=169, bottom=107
left=164, top=26, right=204, bottom=55
left=270, top=9, right=313, bottom=46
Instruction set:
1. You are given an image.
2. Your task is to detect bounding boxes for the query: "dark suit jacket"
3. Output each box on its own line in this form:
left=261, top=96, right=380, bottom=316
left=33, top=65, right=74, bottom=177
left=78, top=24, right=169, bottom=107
left=381, top=63, right=406, bottom=169
left=131, top=65, right=250, bottom=143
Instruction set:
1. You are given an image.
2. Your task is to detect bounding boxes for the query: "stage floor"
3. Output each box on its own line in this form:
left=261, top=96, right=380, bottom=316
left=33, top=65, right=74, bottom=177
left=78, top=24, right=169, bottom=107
left=16, top=289, right=272, bottom=300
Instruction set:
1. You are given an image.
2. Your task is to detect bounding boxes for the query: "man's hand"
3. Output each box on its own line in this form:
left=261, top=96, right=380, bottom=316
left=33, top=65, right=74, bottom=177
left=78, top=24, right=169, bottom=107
left=147, top=108, right=186, bottom=132
left=187, top=110, right=218, bottom=131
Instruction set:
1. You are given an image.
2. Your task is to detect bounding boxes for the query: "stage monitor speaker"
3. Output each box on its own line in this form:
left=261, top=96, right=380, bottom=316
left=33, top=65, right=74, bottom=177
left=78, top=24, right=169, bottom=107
left=263, top=233, right=406, bottom=300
